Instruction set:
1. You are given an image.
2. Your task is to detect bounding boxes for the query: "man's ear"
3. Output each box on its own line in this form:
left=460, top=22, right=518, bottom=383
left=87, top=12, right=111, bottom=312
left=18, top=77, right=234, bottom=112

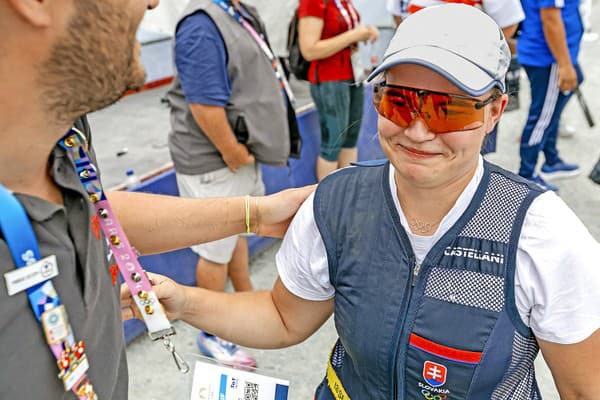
left=485, top=93, right=508, bottom=134
left=6, top=0, right=52, bottom=27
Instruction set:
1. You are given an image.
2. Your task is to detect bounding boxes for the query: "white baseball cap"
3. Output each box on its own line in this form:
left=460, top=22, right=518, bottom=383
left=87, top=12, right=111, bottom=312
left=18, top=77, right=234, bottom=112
left=367, top=4, right=511, bottom=96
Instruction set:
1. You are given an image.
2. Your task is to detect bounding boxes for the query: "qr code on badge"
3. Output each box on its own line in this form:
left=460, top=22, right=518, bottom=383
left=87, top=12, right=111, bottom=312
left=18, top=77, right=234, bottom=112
left=243, top=381, right=259, bottom=400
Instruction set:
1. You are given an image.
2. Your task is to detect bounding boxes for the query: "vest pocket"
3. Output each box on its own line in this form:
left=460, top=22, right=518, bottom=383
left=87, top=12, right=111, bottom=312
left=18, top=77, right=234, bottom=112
left=404, top=334, right=481, bottom=400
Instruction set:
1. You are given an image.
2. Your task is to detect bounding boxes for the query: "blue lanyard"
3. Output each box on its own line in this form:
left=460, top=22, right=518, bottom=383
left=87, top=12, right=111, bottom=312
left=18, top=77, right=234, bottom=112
left=0, top=184, right=60, bottom=318
left=213, top=0, right=246, bottom=25
left=0, top=183, right=98, bottom=398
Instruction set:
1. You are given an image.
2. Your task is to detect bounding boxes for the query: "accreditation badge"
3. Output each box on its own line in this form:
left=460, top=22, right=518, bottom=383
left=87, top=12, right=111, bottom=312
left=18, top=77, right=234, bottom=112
left=4, top=255, right=59, bottom=296
left=188, top=358, right=289, bottom=400
left=351, top=48, right=366, bottom=84
left=41, top=304, right=70, bottom=344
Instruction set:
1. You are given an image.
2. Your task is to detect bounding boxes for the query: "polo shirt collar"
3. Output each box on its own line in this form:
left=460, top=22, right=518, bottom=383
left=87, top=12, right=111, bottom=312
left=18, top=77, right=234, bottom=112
left=14, top=143, right=90, bottom=222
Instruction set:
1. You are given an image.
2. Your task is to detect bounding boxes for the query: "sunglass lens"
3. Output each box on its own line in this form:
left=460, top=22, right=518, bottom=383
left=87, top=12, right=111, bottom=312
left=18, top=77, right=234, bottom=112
left=374, top=86, right=412, bottom=127
left=374, top=85, right=485, bottom=133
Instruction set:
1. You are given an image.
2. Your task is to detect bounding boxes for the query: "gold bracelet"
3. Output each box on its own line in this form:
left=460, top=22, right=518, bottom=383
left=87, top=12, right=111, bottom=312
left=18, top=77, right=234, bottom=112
left=245, top=195, right=251, bottom=234
left=254, top=196, right=260, bottom=236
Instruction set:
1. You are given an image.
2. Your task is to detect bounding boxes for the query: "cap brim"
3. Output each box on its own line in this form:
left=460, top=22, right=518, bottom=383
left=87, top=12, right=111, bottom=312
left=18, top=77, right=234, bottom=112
left=367, top=46, right=504, bottom=96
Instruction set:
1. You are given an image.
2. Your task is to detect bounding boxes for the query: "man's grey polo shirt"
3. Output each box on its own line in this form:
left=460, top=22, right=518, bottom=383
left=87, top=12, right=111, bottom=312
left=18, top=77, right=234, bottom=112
left=0, top=125, right=128, bottom=399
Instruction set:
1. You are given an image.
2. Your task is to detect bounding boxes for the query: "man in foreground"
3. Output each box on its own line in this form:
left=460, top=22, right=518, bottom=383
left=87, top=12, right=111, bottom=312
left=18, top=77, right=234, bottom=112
left=0, top=0, right=312, bottom=398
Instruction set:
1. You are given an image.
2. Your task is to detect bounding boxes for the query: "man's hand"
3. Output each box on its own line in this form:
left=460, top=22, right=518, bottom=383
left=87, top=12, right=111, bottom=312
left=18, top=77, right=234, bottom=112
left=188, top=104, right=255, bottom=173
left=222, top=142, right=255, bottom=173
left=121, top=272, right=187, bottom=321
left=558, top=63, right=578, bottom=92
left=255, top=184, right=316, bottom=237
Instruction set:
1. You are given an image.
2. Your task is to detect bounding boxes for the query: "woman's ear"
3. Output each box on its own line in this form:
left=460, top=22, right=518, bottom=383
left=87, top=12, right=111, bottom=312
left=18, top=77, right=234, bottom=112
left=6, top=0, right=53, bottom=27
left=485, top=93, right=508, bottom=134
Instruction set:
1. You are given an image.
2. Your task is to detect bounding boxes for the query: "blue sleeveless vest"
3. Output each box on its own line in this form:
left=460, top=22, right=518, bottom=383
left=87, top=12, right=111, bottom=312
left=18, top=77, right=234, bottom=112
left=313, top=160, right=545, bottom=400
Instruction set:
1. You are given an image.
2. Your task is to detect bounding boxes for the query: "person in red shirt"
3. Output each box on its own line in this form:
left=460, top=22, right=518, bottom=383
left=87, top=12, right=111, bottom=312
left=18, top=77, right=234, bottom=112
left=298, top=0, right=378, bottom=181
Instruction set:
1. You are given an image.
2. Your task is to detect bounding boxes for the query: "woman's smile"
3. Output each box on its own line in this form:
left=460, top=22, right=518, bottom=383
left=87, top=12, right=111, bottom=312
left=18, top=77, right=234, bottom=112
left=398, top=144, right=443, bottom=159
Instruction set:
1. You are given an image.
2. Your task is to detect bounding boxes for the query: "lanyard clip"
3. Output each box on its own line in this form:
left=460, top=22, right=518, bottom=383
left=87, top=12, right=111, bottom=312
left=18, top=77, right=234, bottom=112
left=149, top=327, right=189, bottom=373
left=163, top=337, right=190, bottom=374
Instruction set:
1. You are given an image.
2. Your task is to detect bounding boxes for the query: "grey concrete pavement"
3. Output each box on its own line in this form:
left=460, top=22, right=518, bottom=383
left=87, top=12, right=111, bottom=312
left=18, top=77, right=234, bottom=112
left=82, top=3, right=600, bottom=399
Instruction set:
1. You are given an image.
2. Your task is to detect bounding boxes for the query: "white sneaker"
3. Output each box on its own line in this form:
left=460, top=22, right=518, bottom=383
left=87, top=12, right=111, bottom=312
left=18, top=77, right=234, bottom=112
left=196, top=331, right=257, bottom=369
left=583, top=31, right=599, bottom=42
left=558, top=123, right=576, bottom=138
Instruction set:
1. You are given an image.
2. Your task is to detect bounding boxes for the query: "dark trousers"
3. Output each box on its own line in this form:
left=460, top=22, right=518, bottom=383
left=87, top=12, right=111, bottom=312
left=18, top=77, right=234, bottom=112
left=518, top=63, right=583, bottom=178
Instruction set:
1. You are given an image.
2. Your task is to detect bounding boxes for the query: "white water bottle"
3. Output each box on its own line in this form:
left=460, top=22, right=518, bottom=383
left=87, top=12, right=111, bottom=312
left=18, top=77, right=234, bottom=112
left=124, top=169, right=142, bottom=189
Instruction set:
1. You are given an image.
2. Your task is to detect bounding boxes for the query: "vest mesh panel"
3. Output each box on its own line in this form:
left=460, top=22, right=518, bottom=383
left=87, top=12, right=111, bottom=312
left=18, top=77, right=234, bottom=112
left=425, top=267, right=505, bottom=312
left=491, top=333, right=540, bottom=399
left=461, top=174, right=529, bottom=242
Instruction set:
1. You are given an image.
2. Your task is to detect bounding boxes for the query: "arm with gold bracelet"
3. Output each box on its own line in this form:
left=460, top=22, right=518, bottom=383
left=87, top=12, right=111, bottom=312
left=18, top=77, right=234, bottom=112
left=106, top=185, right=315, bottom=256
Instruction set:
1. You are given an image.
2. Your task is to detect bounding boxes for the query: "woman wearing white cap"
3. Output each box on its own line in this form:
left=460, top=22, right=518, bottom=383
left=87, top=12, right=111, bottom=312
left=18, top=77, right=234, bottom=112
left=124, top=5, right=600, bottom=399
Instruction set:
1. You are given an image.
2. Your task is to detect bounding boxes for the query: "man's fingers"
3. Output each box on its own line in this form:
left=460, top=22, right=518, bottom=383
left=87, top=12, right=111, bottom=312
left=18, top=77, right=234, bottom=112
left=120, top=283, right=132, bottom=299
left=121, top=305, right=136, bottom=321
left=559, top=81, right=577, bottom=92
left=121, top=272, right=174, bottom=321
left=121, top=297, right=142, bottom=321
left=144, top=271, right=160, bottom=286
left=120, top=271, right=157, bottom=299
left=246, top=154, right=256, bottom=166
left=144, top=271, right=154, bottom=286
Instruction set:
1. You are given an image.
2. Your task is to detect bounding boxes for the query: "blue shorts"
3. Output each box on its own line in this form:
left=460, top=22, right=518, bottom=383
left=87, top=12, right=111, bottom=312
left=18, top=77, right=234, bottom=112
left=310, top=80, right=364, bottom=161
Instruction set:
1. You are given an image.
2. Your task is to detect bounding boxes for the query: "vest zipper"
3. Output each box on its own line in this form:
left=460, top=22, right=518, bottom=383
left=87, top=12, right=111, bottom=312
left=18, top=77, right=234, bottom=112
left=412, top=263, right=421, bottom=287
left=391, top=259, right=419, bottom=400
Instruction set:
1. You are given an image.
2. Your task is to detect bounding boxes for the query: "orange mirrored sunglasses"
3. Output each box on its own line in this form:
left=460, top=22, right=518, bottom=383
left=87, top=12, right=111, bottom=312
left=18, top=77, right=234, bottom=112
left=372, top=83, right=499, bottom=134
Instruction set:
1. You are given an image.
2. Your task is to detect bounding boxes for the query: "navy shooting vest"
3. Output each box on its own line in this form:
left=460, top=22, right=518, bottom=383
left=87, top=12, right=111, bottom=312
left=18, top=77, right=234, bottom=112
left=313, top=160, right=546, bottom=400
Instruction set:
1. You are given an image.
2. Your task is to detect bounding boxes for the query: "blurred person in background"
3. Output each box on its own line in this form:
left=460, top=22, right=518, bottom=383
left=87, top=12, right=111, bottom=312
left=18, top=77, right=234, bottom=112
left=517, top=0, right=584, bottom=190
left=298, top=0, right=379, bottom=181
left=386, top=0, right=410, bottom=25
left=167, top=0, right=298, bottom=368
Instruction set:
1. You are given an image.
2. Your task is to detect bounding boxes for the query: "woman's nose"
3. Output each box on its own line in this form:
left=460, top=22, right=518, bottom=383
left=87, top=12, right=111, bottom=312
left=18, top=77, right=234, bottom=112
left=403, top=116, right=436, bottom=142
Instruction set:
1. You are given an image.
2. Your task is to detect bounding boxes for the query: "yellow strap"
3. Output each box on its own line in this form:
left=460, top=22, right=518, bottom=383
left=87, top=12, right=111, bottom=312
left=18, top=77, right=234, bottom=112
left=244, top=195, right=251, bottom=234
left=326, top=349, right=351, bottom=400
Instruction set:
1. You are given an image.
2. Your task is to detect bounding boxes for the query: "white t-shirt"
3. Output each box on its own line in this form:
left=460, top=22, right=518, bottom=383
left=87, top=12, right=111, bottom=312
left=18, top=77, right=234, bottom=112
left=276, top=158, right=600, bottom=345
left=388, top=0, right=525, bottom=29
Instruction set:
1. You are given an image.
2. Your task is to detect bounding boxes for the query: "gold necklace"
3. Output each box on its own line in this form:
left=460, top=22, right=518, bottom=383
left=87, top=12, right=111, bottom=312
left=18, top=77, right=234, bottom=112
left=407, top=217, right=440, bottom=235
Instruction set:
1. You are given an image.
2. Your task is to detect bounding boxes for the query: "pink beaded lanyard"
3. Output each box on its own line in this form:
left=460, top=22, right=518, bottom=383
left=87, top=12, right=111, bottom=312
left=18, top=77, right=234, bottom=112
left=59, top=128, right=189, bottom=375
left=213, top=0, right=297, bottom=108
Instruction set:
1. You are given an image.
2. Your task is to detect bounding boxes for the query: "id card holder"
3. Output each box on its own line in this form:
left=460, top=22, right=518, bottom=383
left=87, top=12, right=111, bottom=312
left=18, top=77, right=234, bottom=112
left=351, top=48, right=366, bottom=85
left=41, top=304, right=70, bottom=344
left=180, top=354, right=290, bottom=400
